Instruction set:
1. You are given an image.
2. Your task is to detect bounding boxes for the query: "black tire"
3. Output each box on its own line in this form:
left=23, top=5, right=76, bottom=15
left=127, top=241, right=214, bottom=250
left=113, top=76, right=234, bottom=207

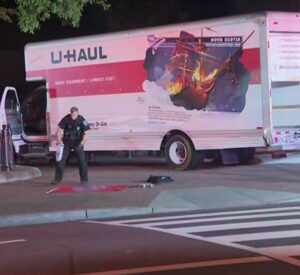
left=237, top=147, right=256, bottom=164
left=165, top=135, right=203, bottom=170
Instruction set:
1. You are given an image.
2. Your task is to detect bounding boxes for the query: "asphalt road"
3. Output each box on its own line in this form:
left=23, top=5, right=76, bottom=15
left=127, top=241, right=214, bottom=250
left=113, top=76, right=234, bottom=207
left=2, top=153, right=300, bottom=274
left=2, top=204, right=300, bottom=275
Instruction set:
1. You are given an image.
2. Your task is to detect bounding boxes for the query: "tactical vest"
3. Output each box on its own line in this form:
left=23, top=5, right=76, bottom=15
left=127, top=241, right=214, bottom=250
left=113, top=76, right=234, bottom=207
left=62, top=119, right=83, bottom=143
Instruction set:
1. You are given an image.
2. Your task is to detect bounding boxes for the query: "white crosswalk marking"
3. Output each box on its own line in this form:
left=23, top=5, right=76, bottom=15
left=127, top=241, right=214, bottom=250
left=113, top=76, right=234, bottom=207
left=86, top=205, right=300, bottom=267
left=167, top=219, right=300, bottom=234
left=106, top=206, right=300, bottom=224
left=125, top=211, right=300, bottom=227
left=0, top=239, right=26, bottom=245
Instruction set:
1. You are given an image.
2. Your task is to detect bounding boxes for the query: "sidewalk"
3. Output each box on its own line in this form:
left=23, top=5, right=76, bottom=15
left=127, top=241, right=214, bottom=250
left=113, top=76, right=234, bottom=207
left=1, top=153, right=300, bottom=228
left=0, top=165, right=41, bottom=184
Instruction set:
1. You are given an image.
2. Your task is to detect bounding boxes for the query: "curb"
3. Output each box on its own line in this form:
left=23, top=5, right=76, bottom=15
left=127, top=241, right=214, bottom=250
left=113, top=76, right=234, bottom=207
left=0, top=165, right=41, bottom=184
left=0, top=210, right=86, bottom=227
left=1, top=201, right=300, bottom=228
left=0, top=207, right=198, bottom=228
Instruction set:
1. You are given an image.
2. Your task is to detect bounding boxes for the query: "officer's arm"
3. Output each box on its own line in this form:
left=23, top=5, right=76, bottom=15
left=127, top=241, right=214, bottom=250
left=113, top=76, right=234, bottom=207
left=80, top=130, right=89, bottom=145
left=56, top=127, right=64, bottom=144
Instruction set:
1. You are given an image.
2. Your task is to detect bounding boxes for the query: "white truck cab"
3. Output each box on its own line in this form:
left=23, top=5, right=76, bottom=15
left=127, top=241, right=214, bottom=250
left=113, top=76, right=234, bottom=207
left=0, top=86, right=23, bottom=153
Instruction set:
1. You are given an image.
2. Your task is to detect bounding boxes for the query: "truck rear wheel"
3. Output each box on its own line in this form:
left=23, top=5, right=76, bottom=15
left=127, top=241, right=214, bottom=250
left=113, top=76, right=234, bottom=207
left=237, top=147, right=256, bottom=164
left=165, top=135, right=203, bottom=170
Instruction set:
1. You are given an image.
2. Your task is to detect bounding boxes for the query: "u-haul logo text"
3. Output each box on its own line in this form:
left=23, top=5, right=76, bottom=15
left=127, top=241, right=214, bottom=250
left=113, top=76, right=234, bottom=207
left=51, top=46, right=107, bottom=64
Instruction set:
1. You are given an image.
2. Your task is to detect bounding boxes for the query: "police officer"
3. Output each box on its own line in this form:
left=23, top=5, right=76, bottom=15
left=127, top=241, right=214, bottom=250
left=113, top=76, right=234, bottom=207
left=51, top=107, right=90, bottom=185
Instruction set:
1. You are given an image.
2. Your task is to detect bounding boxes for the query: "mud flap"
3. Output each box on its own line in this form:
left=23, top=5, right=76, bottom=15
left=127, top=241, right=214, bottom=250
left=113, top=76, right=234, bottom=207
left=220, top=149, right=240, bottom=165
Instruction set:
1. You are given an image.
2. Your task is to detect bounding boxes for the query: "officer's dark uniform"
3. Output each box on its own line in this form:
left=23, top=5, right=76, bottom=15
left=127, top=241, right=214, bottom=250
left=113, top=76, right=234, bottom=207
left=54, top=114, right=90, bottom=183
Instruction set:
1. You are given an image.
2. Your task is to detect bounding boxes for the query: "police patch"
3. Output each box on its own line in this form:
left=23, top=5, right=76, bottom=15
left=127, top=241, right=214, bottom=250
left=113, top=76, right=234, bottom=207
left=83, top=120, right=88, bottom=126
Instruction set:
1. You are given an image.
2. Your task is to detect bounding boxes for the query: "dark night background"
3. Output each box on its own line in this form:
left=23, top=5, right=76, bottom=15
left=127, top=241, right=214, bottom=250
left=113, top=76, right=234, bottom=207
left=1, top=0, right=300, bottom=101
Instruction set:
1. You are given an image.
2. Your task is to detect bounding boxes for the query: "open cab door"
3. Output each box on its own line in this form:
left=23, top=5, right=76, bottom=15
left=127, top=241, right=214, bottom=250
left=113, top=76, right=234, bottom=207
left=0, top=86, right=24, bottom=152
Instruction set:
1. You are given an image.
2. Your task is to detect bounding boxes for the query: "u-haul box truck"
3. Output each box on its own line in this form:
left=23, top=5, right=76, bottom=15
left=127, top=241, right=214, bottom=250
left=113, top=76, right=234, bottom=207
left=21, top=11, right=300, bottom=169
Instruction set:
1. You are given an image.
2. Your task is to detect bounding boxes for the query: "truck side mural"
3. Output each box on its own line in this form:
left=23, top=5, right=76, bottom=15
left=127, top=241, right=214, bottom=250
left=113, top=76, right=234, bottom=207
left=144, top=30, right=253, bottom=112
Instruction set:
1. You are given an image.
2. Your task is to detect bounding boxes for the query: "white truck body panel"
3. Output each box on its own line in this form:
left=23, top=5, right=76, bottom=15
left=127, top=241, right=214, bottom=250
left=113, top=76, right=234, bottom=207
left=266, top=12, right=300, bottom=149
left=23, top=12, right=300, bottom=152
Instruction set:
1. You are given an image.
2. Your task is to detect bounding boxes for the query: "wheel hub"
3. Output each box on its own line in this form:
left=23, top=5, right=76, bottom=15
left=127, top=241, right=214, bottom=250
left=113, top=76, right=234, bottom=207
left=169, top=141, right=187, bottom=164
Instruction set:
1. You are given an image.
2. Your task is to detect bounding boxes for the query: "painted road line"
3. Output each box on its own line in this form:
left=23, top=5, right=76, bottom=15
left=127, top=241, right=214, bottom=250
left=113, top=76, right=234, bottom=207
left=160, top=215, right=300, bottom=229
left=194, top=224, right=300, bottom=237
left=85, top=219, right=300, bottom=267
left=168, top=229, right=300, bottom=267
left=79, top=256, right=272, bottom=275
left=167, top=219, right=300, bottom=234
left=85, top=219, right=300, bottom=234
left=0, top=239, right=26, bottom=245
left=85, top=206, right=300, bottom=267
left=102, top=206, right=300, bottom=224
left=236, top=237, right=300, bottom=248
left=121, top=211, right=300, bottom=227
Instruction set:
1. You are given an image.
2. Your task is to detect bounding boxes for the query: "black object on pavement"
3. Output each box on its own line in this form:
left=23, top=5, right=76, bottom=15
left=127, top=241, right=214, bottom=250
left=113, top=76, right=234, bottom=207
left=146, top=175, right=174, bottom=184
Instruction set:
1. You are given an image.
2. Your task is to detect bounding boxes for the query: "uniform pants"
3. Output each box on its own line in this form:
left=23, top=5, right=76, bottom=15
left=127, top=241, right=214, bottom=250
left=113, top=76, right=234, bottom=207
left=54, top=143, right=88, bottom=183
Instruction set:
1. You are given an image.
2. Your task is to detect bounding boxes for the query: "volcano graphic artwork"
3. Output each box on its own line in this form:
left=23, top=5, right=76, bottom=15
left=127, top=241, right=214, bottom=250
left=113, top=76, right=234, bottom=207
left=143, top=30, right=253, bottom=112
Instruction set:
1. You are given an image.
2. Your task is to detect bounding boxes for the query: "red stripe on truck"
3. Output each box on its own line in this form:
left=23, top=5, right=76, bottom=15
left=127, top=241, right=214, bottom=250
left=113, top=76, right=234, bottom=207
left=26, top=48, right=260, bottom=98
left=27, top=60, right=147, bottom=98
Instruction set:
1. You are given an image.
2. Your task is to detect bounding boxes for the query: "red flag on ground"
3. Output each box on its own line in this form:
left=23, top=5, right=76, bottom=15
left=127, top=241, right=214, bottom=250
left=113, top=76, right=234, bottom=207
left=47, top=184, right=129, bottom=194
